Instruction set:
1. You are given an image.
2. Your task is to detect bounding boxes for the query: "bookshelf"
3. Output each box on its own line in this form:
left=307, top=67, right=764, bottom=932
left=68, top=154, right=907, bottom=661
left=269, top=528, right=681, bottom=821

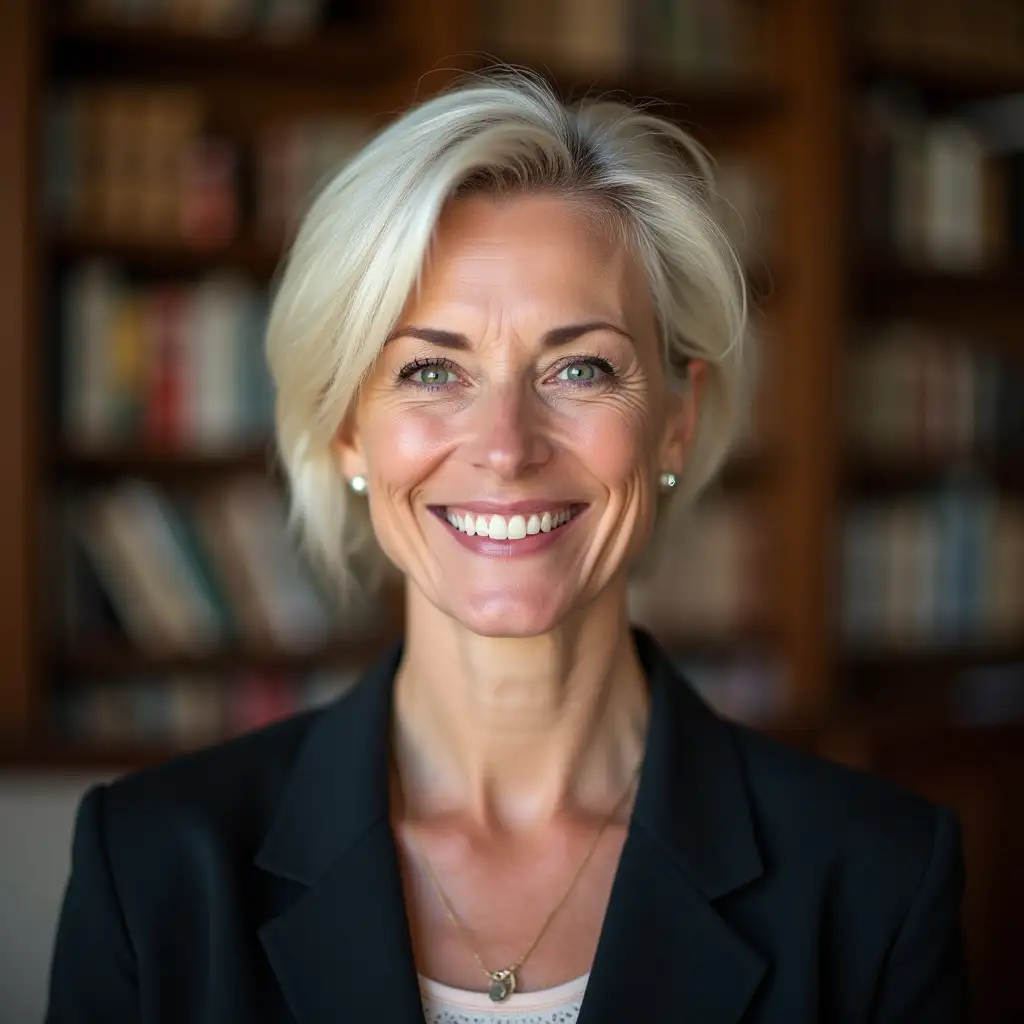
left=49, top=15, right=407, bottom=84
left=1, top=0, right=1019, bottom=743
left=51, top=232, right=283, bottom=279
left=842, top=0, right=1024, bottom=707
left=839, top=5, right=1024, bottom=1013
left=855, top=56, right=1024, bottom=103
left=55, top=444, right=277, bottom=479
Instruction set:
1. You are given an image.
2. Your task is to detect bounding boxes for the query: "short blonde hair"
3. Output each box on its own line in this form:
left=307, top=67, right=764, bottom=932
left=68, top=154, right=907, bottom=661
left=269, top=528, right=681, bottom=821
left=267, top=69, right=751, bottom=592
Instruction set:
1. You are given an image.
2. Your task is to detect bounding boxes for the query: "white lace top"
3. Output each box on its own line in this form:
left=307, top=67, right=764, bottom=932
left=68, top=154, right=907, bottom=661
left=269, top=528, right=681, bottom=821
left=419, top=972, right=589, bottom=1023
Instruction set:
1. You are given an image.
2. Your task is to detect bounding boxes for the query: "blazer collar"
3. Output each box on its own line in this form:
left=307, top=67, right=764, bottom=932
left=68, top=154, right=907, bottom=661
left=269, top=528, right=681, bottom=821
left=255, top=630, right=766, bottom=1024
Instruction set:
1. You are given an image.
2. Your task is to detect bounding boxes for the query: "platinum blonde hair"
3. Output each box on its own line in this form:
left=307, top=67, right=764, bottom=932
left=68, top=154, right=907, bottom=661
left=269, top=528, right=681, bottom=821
left=267, top=70, right=752, bottom=592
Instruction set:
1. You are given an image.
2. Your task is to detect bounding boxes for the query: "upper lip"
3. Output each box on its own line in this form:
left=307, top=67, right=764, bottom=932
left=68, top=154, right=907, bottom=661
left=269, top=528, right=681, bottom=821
left=432, top=500, right=587, bottom=516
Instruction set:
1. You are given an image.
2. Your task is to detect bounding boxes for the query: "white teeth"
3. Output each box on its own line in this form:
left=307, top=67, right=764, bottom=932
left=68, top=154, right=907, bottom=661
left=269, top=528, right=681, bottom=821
left=443, top=506, right=578, bottom=540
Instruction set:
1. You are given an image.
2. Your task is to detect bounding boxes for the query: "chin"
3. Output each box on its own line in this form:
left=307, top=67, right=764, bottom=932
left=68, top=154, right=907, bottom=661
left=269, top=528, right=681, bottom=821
left=449, top=588, right=570, bottom=639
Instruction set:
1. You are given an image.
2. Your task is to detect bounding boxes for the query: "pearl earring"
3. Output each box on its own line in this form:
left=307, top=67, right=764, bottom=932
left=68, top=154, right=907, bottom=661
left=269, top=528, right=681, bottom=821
left=659, top=471, right=677, bottom=492
left=349, top=475, right=368, bottom=495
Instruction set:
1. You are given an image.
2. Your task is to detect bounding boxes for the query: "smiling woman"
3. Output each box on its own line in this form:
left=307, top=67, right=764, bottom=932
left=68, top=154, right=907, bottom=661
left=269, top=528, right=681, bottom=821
left=334, top=191, right=705, bottom=640
left=46, top=71, right=966, bottom=1024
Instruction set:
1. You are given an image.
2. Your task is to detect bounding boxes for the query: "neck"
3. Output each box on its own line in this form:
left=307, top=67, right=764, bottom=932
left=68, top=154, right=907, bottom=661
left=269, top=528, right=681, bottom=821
left=391, top=582, right=649, bottom=831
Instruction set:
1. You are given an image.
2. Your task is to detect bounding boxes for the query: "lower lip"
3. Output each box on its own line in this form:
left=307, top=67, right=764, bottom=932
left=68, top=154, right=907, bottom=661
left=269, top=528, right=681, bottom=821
left=433, top=508, right=587, bottom=557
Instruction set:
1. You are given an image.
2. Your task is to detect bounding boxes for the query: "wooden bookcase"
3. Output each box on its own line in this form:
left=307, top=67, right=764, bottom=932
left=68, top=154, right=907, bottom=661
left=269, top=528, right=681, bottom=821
left=2, top=0, right=1023, bottom=1015
left=4, top=0, right=1020, bottom=745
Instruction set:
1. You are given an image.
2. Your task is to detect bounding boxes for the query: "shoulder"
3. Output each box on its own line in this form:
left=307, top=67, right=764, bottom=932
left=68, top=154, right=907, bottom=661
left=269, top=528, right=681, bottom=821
left=725, top=721, right=961, bottom=901
left=97, top=703, right=325, bottom=857
left=729, top=721, right=937, bottom=831
left=91, top=644, right=400, bottom=879
left=721, top=724, right=966, bottom=1012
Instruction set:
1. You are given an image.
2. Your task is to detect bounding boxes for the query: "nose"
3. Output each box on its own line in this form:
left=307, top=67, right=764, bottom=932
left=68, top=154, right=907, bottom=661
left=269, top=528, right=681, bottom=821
left=466, top=383, right=554, bottom=481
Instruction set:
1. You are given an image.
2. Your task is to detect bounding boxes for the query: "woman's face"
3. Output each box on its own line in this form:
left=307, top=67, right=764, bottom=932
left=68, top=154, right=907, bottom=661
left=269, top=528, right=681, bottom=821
left=339, top=194, right=703, bottom=637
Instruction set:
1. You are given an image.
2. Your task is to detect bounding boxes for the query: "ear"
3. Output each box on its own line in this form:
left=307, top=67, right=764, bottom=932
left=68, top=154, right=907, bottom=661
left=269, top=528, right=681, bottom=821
left=333, top=407, right=368, bottom=484
left=658, top=359, right=708, bottom=475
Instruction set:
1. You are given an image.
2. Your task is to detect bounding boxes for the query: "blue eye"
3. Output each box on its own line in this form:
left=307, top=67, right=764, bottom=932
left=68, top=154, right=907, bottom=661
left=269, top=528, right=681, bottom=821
left=397, top=358, right=460, bottom=388
left=558, top=362, right=596, bottom=382
left=409, top=366, right=457, bottom=386
left=556, top=358, right=613, bottom=384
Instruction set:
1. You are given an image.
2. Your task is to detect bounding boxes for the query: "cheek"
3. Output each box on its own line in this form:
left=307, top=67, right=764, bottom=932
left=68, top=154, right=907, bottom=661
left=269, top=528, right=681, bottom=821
left=568, top=405, right=651, bottom=483
left=363, top=407, right=452, bottom=487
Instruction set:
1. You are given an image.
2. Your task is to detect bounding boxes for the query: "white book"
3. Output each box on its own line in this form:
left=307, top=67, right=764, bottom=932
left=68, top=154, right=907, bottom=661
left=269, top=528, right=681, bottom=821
left=842, top=507, right=879, bottom=647
left=187, top=274, right=251, bottom=450
left=63, top=262, right=119, bottom=447
left=74, top=493, right=168, bottom=648
left=924, top=121, right=985, bottom=271
left=102, top=482, right=224, bottom=650
left=219, top=479, right=335, bottom=649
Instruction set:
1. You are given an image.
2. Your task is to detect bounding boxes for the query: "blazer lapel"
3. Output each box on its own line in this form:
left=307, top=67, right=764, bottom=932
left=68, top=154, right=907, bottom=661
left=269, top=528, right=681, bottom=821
left=579, top=632, right=768, bottom=1024
left=254, top=644, right=426, bottom=1024
left=252, top=630, right=768, bottom=1023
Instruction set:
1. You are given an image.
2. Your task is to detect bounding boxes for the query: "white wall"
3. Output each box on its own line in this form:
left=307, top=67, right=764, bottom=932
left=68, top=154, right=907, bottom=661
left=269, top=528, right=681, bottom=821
left=0, top=773, right=113, bottom=1024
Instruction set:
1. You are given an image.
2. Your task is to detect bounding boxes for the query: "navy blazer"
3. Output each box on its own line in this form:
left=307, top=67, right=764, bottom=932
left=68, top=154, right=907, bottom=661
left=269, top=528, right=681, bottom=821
left=46, top=631, right=967, bottom=1023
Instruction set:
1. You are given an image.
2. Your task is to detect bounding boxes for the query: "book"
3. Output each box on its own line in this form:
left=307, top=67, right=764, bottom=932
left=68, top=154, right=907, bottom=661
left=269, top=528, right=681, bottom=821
left=58, top=265, right=274, bottom=452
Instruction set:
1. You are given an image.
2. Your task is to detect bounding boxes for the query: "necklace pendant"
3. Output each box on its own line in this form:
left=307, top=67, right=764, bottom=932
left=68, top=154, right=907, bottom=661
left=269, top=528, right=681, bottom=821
left=488, top=969, right=517, bottom=1003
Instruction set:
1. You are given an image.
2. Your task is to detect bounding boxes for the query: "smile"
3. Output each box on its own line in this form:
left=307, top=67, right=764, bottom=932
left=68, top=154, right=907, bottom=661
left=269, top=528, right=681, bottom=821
left=429, top=503, right=588, bottom=555
left=443, top=505, right=584, bottom=540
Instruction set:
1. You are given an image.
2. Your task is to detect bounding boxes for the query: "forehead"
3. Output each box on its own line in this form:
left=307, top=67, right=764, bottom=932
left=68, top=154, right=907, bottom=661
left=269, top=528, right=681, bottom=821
left=409, top=194, right=651, bottom=324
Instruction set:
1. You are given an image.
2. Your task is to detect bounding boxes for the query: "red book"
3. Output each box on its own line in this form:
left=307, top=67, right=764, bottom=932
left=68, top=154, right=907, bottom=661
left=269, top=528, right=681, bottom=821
left=145, top=286, right=187, bottom=447
left=227, top=673, right=296, bottom=737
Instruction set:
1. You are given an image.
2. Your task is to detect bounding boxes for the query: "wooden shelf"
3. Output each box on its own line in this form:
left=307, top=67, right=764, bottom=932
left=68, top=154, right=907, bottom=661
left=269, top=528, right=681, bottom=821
left=0, top=738, right=188, bottom=772
left=834, top=708, right=1024, bottom=756
left=859, top=262, right=1024, bottom=296
left=55, top=443, right=279, bottom=481
left=48, top=16, right=405, bottom=86
left=50, top=231, right=284, bottom=280
left=843, top=643, right=1024, bottom=687
left=856, top=264, right=1024, bottom=347
left=857, top=53, right=1024, bottom=102
left=844, top=455, right=1024, bottom=495
left=58, top=635, right=398, bottom=679
left=478, top=60, right=786, bottom=121
left=838, top=646, right=1024, bottom=744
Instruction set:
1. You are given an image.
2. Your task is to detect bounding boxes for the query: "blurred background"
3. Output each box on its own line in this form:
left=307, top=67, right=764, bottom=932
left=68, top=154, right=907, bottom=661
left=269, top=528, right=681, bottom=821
left=0, top=0, right=1022, bottom=1020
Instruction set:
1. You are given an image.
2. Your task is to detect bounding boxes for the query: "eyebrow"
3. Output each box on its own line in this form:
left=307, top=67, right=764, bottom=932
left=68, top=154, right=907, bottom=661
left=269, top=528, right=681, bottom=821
left=384, top=320, right=634, bottom=350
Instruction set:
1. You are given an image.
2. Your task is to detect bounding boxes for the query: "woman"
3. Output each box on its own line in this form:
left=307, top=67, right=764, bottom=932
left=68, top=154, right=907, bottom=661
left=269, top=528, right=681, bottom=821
left=47, top=72, right=966, bottom=1023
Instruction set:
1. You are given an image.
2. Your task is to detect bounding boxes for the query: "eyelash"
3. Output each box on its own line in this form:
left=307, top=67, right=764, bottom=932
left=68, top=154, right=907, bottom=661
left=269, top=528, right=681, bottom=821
left=395, top=354, right=618, bottom=391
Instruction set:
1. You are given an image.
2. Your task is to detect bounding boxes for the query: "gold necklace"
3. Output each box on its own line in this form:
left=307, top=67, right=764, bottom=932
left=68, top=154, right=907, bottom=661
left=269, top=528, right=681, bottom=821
left=402, top=763, right=642, bottom=1003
